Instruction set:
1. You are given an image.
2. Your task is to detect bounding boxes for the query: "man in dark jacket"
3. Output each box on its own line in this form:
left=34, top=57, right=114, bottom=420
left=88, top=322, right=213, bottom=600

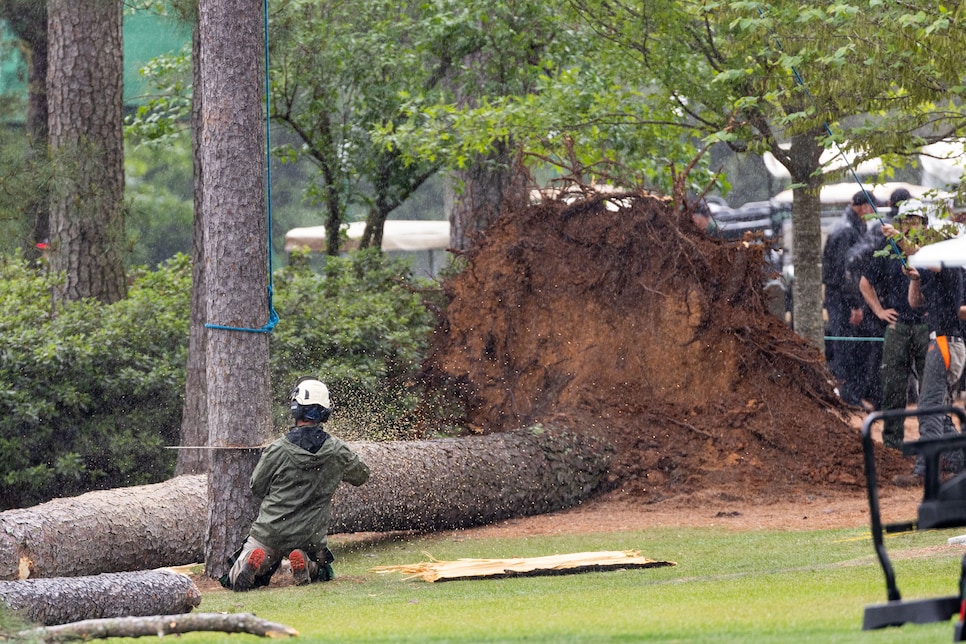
left=227, top=377, right=370, bottom=591
left=823, top=189, right=879, bottom=405
left=859, top=202, right=929, bottom=448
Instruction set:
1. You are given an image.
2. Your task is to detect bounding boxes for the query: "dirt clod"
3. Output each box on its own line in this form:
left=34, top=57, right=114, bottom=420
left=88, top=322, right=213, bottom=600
left=423, top=192, right=911, bottom=507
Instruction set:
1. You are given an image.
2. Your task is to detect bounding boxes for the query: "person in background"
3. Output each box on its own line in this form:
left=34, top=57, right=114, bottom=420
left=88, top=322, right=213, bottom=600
left=225, top=377, right=370, bottom=591
left=823, top=189, right=879, bottom=406
left=691, top=199, right=718, bottom=235
left=859, top=199, right=929, bottom=449
left=885, top=200, right=966, bottom=481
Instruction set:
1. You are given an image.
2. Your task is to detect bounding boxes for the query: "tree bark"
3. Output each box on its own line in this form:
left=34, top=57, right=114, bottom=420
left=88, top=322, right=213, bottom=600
left=0, top=476, right=206, bottom=580
left=333, top=427, right=612, bottom=532
left=0, top=428, right=611, bottom=580
left=176, top=22, right=209, bottom=477
left=198, top=0, right=272, bottom=580
left=47, top=0, right=127, bottom=303
left=19, top=612, right=297, bottom=641
left=447, top=142, right=529, bottom=252
left=0, top=571, right=200, bottom=626
left=774, top=131, right=827, bottom=351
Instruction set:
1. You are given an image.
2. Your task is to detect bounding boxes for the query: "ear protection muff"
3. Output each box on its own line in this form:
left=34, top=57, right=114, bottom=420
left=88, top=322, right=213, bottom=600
left=290, top=401, right=333, bottom=423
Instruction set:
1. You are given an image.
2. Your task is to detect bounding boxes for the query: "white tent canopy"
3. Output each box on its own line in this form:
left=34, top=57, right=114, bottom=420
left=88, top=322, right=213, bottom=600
left=284, top=220, right=450, bottom=253
left=762, top=144, right=885, bottom=180
left=919, top=140, right=966, bottom=188
left=771, top=181, right=952, bottom=206
left=908, top=236, right=966, bottom=269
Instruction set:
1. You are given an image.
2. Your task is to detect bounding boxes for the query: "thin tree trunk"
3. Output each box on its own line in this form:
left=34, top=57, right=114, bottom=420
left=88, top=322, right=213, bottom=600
left=0, top=571, right=200, bottom=626
left=47, top=0, right=126, bottom=303
left=775, top=131, right=826, bottom=351
left=0, top=0, right=50, bottom=260
left=177, top=23, right=209, bottom=476
left=198, top=0, right=272, bottom=580
left=0, top=428, right=611, bottom=580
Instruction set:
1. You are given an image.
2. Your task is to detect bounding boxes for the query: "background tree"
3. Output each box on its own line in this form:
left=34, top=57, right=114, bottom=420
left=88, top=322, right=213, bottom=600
left=47, top=0, right=127, bottom=303
left=179, top=18, right=208, bottom=476
left=379, top=0, right=718, bottom=250
left=268, top=0, right=440, bottom=255
left=560, top=0, right=966, bottom=347
left=198, top=0, right=272, bottom=580
left=0, top=0, right=48, bottom=261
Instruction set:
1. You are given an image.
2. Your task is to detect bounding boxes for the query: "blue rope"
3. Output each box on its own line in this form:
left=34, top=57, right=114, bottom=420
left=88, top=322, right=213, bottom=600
left=757, top=8, right=906, bottom=266
left=206, top=0, right=279, bottom=334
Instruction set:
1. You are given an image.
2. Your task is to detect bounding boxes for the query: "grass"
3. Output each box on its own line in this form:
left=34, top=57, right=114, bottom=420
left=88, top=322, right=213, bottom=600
left=157, top=523, right=966, bottom=643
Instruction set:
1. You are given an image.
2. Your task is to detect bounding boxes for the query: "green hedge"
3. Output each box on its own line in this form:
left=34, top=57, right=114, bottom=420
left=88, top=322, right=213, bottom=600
left=0, top=249, right=440, bottom=510
left=0, top=253, right=190, bottom=510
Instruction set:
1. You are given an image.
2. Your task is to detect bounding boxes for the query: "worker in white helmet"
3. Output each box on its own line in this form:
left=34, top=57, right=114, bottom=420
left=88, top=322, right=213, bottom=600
left=226, top=376, right=370, bottom=591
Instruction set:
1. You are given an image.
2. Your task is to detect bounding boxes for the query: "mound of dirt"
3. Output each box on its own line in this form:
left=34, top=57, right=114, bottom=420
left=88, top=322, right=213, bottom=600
left=423, top=192, right=911, bottom=503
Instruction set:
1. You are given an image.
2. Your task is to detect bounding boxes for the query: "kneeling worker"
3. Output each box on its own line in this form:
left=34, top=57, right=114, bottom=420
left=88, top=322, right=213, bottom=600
left=226, top=377, right=370, bottom=591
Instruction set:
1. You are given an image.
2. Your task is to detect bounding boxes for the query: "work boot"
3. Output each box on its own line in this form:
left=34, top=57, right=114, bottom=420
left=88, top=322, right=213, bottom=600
left=289, top=549, right=317, bottom=586
left=233, top=548, right=266, bottom=592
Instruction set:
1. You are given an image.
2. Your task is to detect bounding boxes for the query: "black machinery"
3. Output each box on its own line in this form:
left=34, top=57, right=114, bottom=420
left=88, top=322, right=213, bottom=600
left=862, top=406, right=966, bottom=639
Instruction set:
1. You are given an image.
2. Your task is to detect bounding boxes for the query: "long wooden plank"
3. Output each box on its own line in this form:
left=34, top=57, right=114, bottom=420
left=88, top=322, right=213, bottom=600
left=372, top=550, right=675, bottom=582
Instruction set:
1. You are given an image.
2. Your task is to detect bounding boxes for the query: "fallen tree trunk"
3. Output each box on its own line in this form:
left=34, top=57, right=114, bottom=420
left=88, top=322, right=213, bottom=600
left=334, top=426, right=612, bottom=532
left=0, top=427, right=612, bottom=580
left=0, top=570, right=200, bottom=626
left=0, top=476, right=207, bottom=580
left=18, top=612, right=297, bottom=641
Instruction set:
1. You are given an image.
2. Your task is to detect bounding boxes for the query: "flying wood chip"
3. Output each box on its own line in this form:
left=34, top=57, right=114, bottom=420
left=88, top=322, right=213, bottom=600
left=371, top=550, right=675, bottom=582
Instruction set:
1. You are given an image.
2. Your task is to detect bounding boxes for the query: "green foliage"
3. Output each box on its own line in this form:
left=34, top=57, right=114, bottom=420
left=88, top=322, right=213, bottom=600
left=124, top=46, right=193, bottom=142
left=0, top=248, right=442, bottom=508
left=125, top=139, right=194, bottom=268
left=0, top=253, right=191, bottom=510
left=270, top=249, right=438, bottom=441
left=0, top=128, right=50, bottom=255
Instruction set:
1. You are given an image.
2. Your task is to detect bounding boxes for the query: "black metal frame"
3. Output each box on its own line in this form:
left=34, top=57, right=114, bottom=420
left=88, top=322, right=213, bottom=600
left=861, top=406, right=966, bottom=636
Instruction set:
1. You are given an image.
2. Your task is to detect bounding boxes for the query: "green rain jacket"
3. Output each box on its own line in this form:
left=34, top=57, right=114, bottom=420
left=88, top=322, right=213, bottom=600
left=248, top=424, right=370, bottom=552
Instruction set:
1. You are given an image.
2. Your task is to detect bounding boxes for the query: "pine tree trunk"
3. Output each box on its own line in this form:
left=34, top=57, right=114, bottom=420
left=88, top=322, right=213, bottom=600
left=0, top=475, right=206, bottom=580
left=447, top=142, right=529, bottom=252
left=46, top=0, right=126, bottom=303
left=0, top=1, right=49, bottom=259
left=176, top=23, right=209, bottom=477
left=198, top=0, right=272, bottom=580
left=0, top=571, right=200, bottom=626
left=332, top=428, right=611, bottom=532
left=0, top=428, right=611, bottom=580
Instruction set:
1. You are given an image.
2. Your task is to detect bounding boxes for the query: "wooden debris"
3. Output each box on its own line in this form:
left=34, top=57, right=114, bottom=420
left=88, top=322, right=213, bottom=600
left=371, top=550, right=675, bottom=582
left=17, top=612, right=298, bottom=642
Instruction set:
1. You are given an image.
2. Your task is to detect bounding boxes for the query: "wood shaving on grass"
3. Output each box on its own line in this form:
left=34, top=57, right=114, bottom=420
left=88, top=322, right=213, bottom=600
left=371, top=550, right=675, bottom=582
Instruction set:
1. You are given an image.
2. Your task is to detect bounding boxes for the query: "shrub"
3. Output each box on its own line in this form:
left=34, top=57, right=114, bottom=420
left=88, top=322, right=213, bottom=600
left=0, top=249, right=441, bottom=509
left=0, top=253, right=190, bottom=510
left=269, top=249, right=439, bottom=441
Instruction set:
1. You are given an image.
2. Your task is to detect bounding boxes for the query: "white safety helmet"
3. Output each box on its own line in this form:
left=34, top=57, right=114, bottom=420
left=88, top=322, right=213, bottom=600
left=896, top=198, right=929, bottom=224
left=290, top=377, right=332, bottom=422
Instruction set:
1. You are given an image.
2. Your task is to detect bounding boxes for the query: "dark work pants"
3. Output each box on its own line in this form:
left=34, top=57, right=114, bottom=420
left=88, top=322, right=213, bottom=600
left=879, top=322, right=929, bottom=449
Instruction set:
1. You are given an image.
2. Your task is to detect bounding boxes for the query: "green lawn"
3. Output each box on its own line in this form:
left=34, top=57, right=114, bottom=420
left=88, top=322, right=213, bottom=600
left=162, top=524, right=966, bottom=642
